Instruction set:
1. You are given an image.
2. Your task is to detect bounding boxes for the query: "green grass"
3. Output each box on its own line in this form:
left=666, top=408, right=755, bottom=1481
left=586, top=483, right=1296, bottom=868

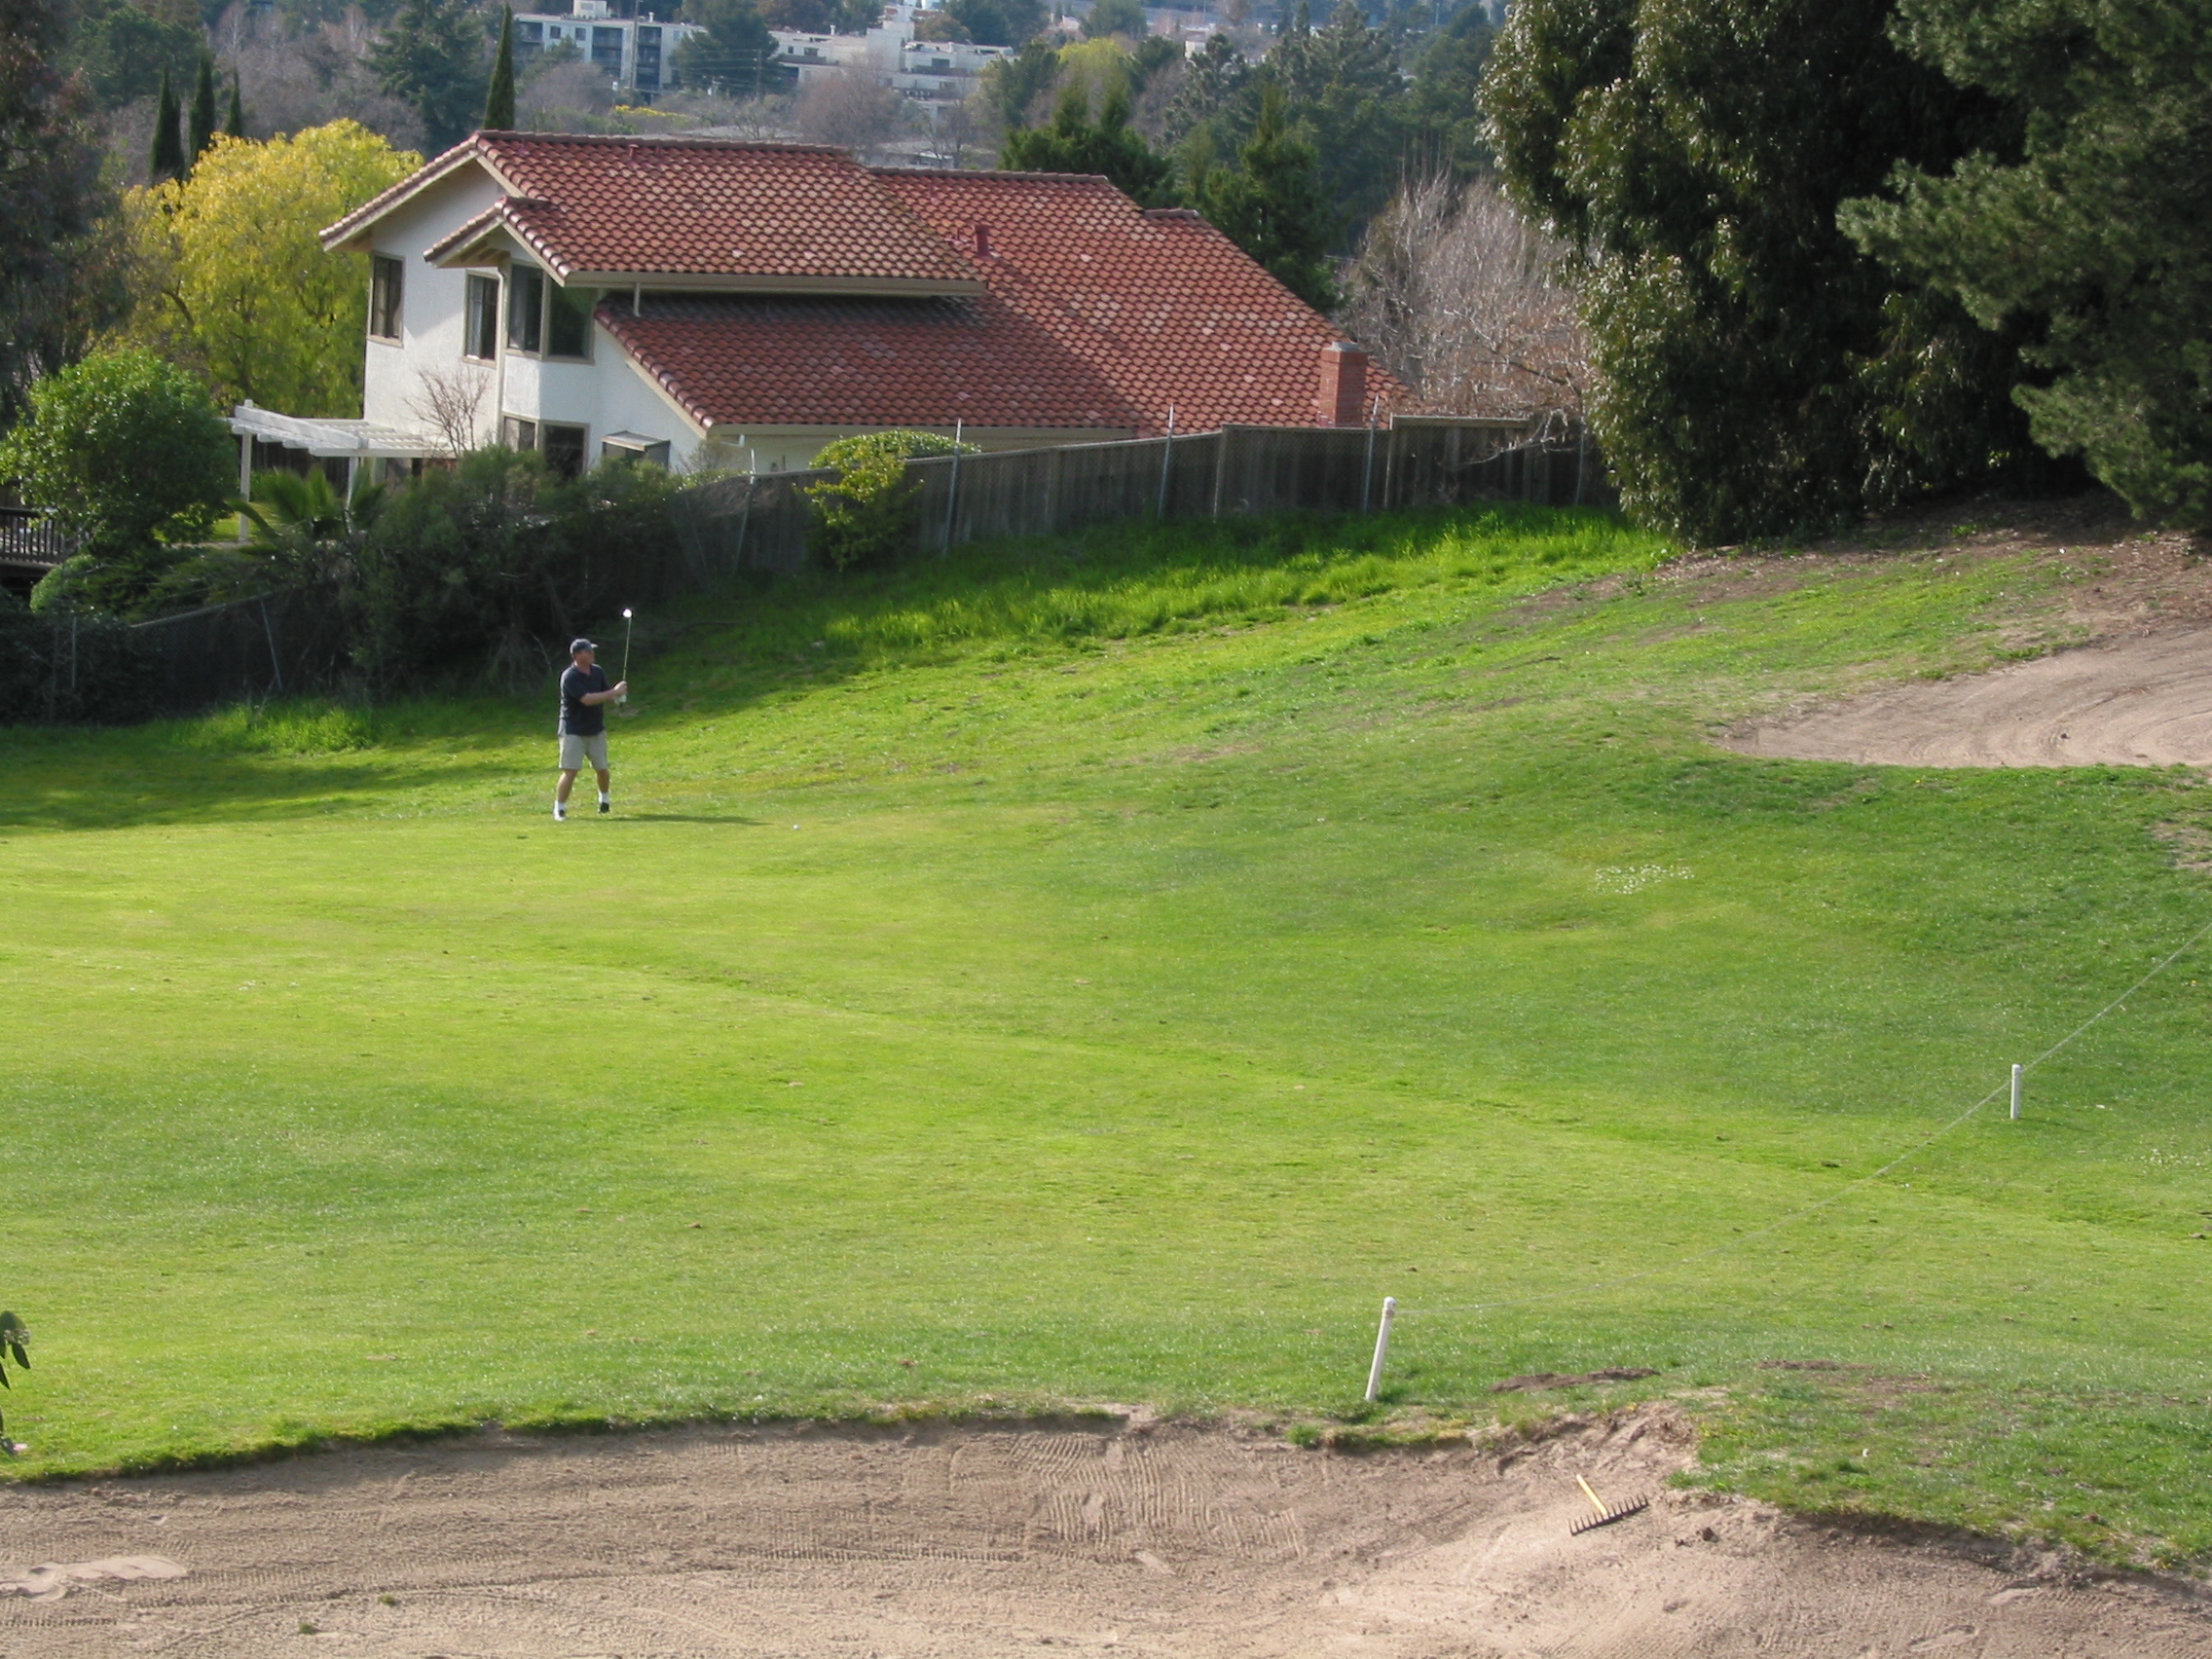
left=8, top=503, right=2212, bottom=1567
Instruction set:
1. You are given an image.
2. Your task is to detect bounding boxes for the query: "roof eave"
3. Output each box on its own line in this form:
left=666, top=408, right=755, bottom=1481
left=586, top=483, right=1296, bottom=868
left=319, top=141, right=519, bottom=253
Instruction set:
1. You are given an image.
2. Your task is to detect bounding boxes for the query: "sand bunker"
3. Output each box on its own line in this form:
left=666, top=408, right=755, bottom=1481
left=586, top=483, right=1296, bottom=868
left=0, top=1410, right=2202, bottom=1656
left=1724, top=627, right=2212, bottom=769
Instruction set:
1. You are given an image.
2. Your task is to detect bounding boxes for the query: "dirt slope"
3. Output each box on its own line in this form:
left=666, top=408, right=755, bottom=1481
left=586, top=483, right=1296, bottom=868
left=0, top=1412, right=2202, bottom=1657
left=1724, top=627, right=2212, bottom=769
left=1717, top=495, right=2212, bottom=770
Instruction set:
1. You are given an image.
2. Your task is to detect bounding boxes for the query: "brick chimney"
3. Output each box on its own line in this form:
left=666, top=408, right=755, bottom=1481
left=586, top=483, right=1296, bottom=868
left=1316, top=342, right=1368, bottom=426
left=974, top=222, right=992, bottom=259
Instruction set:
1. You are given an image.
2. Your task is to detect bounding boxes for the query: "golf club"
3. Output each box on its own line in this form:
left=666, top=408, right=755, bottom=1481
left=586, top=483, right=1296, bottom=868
left=618, top=608, right=633, bottom=705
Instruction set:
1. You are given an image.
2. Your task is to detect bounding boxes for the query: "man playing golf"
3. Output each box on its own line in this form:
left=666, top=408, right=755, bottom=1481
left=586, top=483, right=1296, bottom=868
left=555, top=637, right=626, bottom=820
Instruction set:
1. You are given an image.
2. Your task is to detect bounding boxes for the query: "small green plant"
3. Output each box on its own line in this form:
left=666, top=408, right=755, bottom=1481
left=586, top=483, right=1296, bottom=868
left=805, top=429, right=974, bottom=571
left=0, top=1311, right=32, bottom=1455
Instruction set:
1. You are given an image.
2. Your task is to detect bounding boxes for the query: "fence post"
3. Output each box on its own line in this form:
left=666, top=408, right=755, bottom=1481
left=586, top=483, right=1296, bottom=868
left=1156, top=405, right=1176, bottom=521
left=1211, top=426, right=1229, bottom=519
left=258, top=596, right=284, bottom=696
left=733, top=476, right=756, bottom=570
left=1360, top=397, right=1380, bottom=514
left=941, top=418, right=963, bottom=557
left=1573, top=421, right=1589, bottom=507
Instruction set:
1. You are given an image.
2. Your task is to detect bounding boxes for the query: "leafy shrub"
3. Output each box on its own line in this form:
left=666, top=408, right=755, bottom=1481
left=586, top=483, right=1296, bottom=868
left=0, top=348, right=236, bottom=612
left=806, top=429, right=974, bottom=571
left=352, top=448, right=682, bottom=687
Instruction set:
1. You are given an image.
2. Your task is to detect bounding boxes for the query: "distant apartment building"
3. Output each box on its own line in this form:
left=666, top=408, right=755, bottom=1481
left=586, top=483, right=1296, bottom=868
left=769, top=6, right=1012, bottom=106
left=512, top=1, right=700, bottom=98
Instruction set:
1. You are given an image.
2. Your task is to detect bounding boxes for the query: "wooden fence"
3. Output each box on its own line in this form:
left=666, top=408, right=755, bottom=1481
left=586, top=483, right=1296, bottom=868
left=89, top=420, right=1604, bottom=717
left=669, top=420, right=1607, bottom=580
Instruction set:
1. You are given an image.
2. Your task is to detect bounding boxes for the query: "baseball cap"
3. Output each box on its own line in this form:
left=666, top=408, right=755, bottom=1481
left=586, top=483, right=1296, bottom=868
left=570, top=638, right=598, bottom=654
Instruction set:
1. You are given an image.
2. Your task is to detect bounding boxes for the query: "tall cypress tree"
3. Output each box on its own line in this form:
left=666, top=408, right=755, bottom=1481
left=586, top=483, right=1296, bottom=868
left=188, top=55, right=217, bottom=161
left=149, top=67, right=186, bottom=182
left=224, top=72, right=246, bottom=138
left=484, top=7, right=516, bottom=129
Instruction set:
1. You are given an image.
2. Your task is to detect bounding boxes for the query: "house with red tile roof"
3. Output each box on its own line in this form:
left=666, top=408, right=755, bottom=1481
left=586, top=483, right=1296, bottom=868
left=228, top=132, right=1399, bottom=480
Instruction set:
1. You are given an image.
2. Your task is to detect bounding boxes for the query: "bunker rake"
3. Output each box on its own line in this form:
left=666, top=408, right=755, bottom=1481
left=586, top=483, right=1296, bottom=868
left=1569, top=1474, right=1649, bottom=1535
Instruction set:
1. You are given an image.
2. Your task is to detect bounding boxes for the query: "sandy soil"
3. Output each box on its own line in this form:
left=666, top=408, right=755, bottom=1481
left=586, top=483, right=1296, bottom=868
left=1724, top=627, right=2212, bottom=769
left=0, top=1410, right=2203, bottom=1658
left=1716, top=495, right=2212, bottom=770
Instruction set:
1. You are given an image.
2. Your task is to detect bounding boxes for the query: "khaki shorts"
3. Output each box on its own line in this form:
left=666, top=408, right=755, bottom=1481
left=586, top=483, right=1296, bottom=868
left=558, top=731, right=609, bottom=771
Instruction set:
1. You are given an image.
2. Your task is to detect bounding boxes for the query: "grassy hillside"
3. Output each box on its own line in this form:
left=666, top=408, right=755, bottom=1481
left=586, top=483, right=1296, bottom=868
left=7, top=504, right=2211, bottom=1565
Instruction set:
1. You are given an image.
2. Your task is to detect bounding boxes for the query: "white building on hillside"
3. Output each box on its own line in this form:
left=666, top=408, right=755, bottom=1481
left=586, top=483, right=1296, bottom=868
left=513, top=3, right=702, bottom=98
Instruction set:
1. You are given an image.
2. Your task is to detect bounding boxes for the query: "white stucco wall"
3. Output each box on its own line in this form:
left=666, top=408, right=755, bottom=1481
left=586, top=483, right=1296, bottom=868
left=359, top=171, right=506, bottom=443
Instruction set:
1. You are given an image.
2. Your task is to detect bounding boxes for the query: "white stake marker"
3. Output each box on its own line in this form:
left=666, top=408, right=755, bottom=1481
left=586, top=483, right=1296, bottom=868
left=1365, top=1296, right=1397, bottom=1403
left=2009, top=1063, right=2023, bottom=1121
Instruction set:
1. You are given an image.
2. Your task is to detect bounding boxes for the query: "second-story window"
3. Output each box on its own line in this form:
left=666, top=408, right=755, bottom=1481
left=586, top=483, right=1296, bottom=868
left=546, top=282, right=593, bottom=359
left=464, top=274, right=499, bottom=361
left=506, top=263, right=543, bottom=353
left=369, top=254, right=403, bottom=341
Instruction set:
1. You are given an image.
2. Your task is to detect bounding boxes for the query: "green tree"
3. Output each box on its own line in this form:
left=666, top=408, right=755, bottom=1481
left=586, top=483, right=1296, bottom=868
left=114, top=121, right=423, bottom=416
left=1083, top=0, right=1146, bottom=38
left=1841, top=0, right=2212, bottom=530
left=980, top=36, right=1062, bottom=128
left=0, top=0, right=117, bottom=426
left=1198, top=80, right=1337, bottom=312
left=942, top=0, right=1046, bottom=46
left=485, top=6, right=517, bottom=128
left=372, top=0, right=491, bottom=152
left=1159, top=31, right=1251, bottom=154
left=0, top=348, right=237, bottom=611
left=188, top=54, right=218, bottom=161
left=150, top=66, right=186, bottom=182
left=1482, top=0, right=2031, bottom=542
left=61, top=0, right=202, bottom=111
left=1266, top=0, right=1406, bottom=232
left=1001, top=81, right=1175, bottom=204
left=1403, top=3, right=1494, bottom=179
left=674, top=0, right=776, bottom=95
left=224, top=72, right=247, bottom=137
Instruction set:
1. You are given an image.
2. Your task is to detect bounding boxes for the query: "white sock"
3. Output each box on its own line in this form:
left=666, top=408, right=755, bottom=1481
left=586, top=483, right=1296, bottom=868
left=599, top=791, right=610, bottom=804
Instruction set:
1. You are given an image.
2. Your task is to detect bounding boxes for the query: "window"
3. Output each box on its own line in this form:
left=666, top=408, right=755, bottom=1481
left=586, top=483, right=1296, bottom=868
left=602, top=434, right=671, bottom=467
left=464, top=274, right=499, bottom=361
left=368, top=254, right=403, bottom=341
left=502, top=417, right=588, bottom=478
left=546, top=282, right=593, bottom=359
left=506, top=263, right=543, bottom=353
left=541, top=424, right=588, bottom=479
left=503, top=264, right=593, bottom=359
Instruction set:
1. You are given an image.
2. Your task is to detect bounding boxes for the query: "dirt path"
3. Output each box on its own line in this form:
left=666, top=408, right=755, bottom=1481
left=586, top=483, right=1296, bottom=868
left=0, top=1412, right=2201, bottom=1657
left=1724, top=626, right=2212, bottom=769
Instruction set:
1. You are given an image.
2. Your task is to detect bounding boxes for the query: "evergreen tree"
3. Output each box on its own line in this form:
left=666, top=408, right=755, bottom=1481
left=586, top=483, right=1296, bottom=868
left=371, top=0, right=493, bottom=152
left=224, top=73, right=247, bottom=137
left=1, top=0, right=117, bottom=426
left=673, top=0, right=776, bottom=95
left=1842, top=0, right=2212, bottom=530
left=1159, top=31, right=1251, bottom=154
left=485, top=6, right=516, bottom=129
left=1266, top=0, right=1404, bottom=230
left=188, top=54, right=218, bottom=161
left=1402, top=3, right=1493, bottom=179
left=979, top=37, right=1061, bottom=129
left=1001, top=82, right=1176, bottom=204
left=1483, top=0, right=2033, bottom=542
left=1198, top=81, right=1337, bottom=312
left=149, top=67, right=186, bottom=182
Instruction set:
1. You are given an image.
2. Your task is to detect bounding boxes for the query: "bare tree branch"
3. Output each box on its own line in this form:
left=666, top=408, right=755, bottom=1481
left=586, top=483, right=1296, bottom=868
left=1344, top=177, right=1591, bottom=432
left=409, top=362, right=492, bottom=459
